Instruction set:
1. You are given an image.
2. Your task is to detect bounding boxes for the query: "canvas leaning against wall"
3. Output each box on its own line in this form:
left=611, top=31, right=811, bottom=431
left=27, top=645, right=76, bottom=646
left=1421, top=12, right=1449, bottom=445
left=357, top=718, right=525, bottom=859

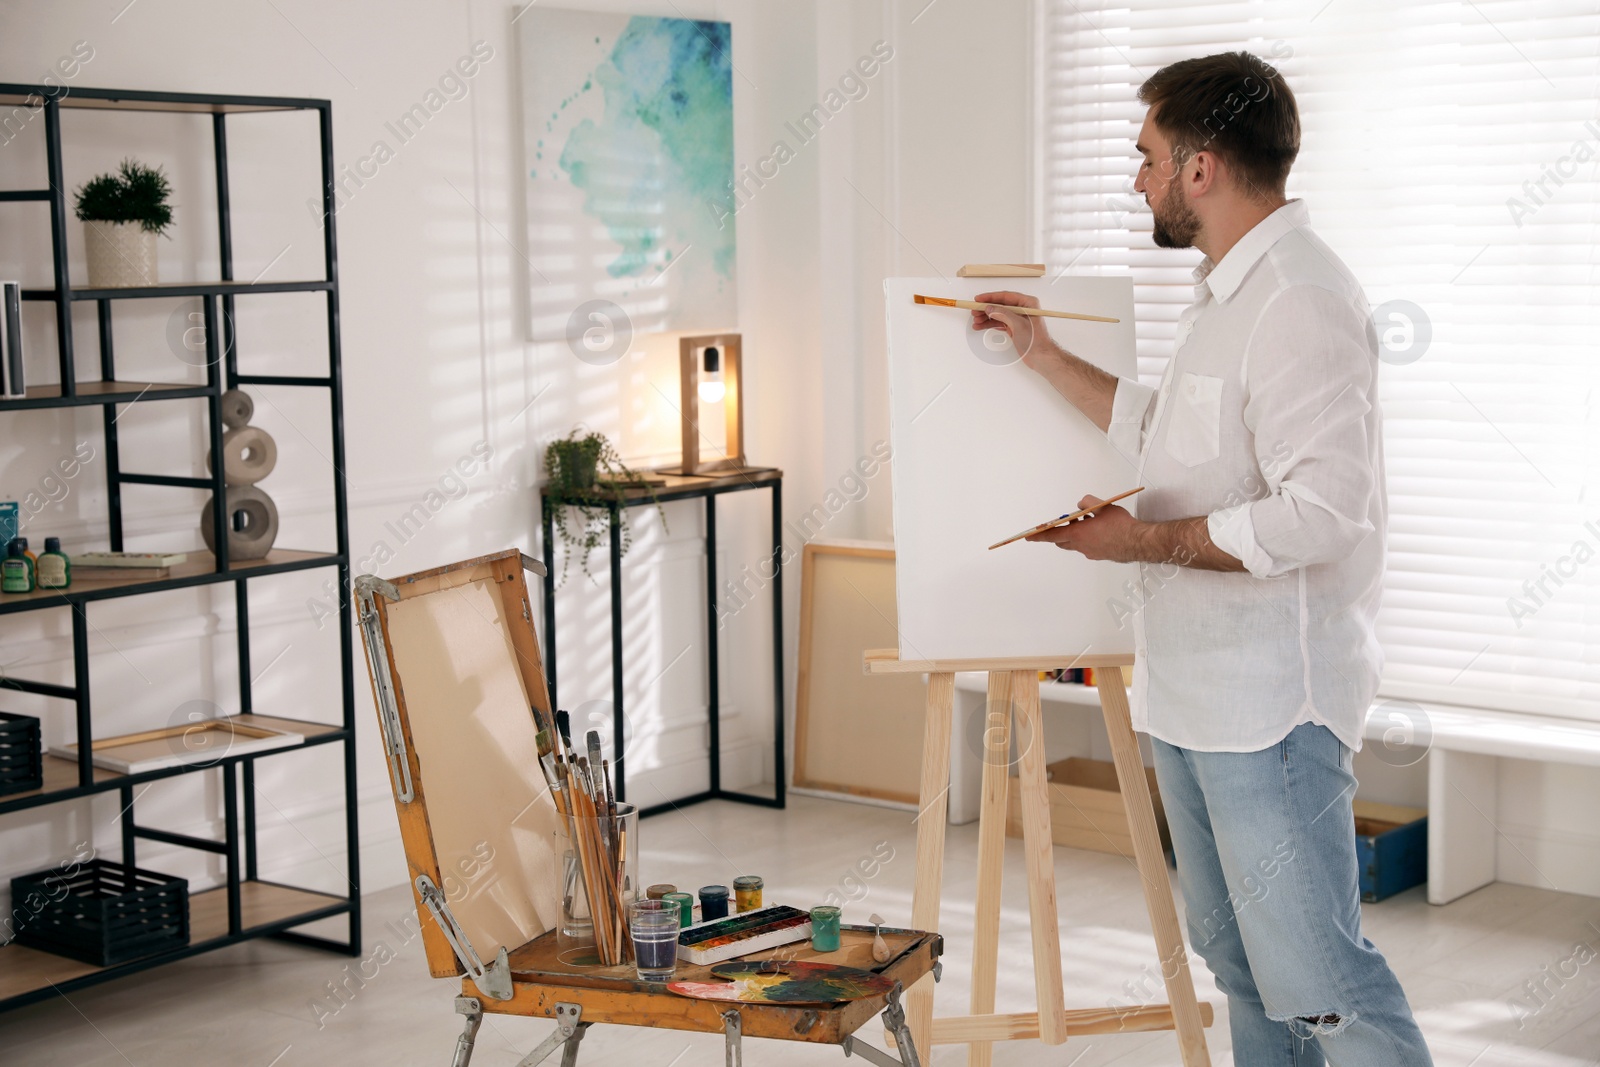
left=520, top=8, right=738, bottom=342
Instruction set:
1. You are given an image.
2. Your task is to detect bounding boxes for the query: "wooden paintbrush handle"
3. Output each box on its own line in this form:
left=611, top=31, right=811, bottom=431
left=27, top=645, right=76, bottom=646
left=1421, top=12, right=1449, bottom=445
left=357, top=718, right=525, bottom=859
left=968, top=300, right=1119, bottom=324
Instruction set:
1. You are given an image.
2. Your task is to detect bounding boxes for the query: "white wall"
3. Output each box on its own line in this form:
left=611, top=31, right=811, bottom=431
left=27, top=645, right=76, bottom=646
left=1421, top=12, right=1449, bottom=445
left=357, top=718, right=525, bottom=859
left=0, top=0, right=822, bottom=905
left=14, top=0, right=1573, bottom=924
left=0, top=0, right=1040, bottom=909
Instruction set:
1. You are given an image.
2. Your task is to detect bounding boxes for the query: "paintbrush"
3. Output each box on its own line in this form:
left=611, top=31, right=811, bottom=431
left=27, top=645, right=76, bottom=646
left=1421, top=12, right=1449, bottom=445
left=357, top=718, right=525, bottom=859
left=600, top=758, right=616, bottom=820
left=531, top=704, right=564, bottom=800
left=614, top=819, right=630, bottom=962
left=531, top=703, right=554, bottom=758
left=912, top=293, right=1120, bottom=324
left=586, top=731, right=605, bottom=790
left=586, top=732, right=612, bottom=852
left=566, top=757, right=617, bottom=963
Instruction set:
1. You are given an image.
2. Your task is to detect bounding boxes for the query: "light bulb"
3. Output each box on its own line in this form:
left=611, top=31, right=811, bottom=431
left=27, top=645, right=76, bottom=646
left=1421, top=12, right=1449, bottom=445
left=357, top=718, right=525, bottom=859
left=699, top=344, right=725, bottom=403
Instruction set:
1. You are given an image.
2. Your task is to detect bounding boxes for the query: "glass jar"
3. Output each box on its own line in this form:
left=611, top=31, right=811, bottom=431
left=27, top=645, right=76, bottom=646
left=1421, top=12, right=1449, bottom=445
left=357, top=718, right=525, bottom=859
left=699, top=884, right=730, bottom=921
left=732, top=874, right=763, bottom=913
left=810, top=905, right=842, bottom=952
left=552, top=801, right=639, bottom=966
left=628, top=899, right=680, bottom=981
left=662, top=891, right=696, bottom=929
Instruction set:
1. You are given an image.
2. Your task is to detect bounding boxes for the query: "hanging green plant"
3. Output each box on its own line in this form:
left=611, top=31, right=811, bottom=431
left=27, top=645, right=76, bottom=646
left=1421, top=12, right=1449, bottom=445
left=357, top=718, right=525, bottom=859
left=73, top=158, right=175, bottom=236
left=544, top=429, right=667, bottom=586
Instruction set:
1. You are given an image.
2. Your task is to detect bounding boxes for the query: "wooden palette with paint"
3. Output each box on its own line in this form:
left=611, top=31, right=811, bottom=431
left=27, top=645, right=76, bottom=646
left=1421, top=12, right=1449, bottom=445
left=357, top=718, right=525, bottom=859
left=668, top=960, right=895, bottom=1005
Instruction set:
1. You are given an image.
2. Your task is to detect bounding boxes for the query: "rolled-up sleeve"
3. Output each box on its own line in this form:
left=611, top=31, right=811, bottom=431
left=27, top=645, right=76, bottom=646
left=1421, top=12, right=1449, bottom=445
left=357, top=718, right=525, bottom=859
left=1208, top=284, right=1378, bottom=579
left=1106, top=377, right=1158, bottom=464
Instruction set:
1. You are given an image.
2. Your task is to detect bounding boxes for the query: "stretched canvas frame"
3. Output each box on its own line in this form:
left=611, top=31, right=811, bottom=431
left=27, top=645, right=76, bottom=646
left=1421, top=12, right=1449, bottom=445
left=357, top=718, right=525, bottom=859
left=355, top=549, right=563, bottom=991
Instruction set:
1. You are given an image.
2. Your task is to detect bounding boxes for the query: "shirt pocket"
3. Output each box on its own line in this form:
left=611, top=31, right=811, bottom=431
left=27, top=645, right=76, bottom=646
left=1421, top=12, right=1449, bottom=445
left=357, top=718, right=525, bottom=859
left=1162, top=372, right=1223, bottom=467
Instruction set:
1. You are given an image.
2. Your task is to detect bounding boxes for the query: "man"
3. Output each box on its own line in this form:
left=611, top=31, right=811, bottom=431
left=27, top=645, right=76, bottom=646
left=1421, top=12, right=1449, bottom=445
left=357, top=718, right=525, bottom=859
left=974, top=52, right=1432, bottom=1064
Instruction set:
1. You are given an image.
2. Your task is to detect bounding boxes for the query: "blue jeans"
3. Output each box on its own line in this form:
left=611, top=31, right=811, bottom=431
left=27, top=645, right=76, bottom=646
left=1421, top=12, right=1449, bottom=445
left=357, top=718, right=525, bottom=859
left=1151, top=722, right=1433, bottom=1066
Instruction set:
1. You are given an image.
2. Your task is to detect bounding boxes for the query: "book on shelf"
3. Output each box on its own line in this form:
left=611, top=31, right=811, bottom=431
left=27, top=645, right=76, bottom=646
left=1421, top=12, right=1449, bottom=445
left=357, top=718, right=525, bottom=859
left=72, top=551, right=188, bottom=569
left=73, top=565, right=171, bottom=580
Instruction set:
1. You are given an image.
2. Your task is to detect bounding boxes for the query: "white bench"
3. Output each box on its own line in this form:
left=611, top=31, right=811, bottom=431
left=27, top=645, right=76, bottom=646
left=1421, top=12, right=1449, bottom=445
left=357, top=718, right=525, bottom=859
left=946, top=673, right=1600, bottom=903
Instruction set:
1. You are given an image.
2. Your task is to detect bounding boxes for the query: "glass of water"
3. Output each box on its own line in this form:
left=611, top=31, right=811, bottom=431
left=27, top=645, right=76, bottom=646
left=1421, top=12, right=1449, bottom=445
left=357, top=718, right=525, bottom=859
left=628, top=899, right=680, bottom=981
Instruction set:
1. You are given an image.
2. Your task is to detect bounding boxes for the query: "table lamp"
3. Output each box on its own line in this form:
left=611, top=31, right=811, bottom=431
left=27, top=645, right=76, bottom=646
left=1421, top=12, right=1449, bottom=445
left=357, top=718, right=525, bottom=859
left=668, top=332, right=746, bottom=475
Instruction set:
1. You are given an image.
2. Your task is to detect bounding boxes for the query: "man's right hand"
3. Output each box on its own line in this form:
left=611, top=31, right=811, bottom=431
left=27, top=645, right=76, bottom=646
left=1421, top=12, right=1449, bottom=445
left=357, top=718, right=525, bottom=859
left=972, top=291, right=1051, bottom=368
left=970, top=290, right=1118, bottom=433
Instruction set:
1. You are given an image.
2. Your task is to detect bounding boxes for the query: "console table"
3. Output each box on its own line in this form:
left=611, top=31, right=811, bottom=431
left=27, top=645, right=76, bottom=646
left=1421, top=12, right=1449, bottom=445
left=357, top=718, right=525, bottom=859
left=539, top=468, right=785, bottom=817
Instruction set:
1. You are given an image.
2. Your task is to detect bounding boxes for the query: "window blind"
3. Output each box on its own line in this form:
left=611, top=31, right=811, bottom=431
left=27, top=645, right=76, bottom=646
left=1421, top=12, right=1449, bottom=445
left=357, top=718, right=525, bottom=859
left=1040, top=0, right=1600, bottom=722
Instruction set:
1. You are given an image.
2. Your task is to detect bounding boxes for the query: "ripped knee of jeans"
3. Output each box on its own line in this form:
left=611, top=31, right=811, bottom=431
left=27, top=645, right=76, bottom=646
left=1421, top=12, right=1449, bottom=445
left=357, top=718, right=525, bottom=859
left=1286, top=1012, right=1353, bottom=1039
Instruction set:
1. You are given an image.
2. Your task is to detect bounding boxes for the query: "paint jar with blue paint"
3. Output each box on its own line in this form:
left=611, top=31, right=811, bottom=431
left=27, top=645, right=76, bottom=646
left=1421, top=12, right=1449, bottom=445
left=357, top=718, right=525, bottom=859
left=810, top=905, right=842, bottom=952
left=699, top=884, right=730, bottom=921
left=628, top=899, right=680, bottom=981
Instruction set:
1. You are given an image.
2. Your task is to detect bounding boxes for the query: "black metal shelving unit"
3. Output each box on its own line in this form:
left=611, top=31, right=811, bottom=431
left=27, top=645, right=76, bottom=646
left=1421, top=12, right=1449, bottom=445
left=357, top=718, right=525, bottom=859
left=0, top=84, right=360, bottom=1014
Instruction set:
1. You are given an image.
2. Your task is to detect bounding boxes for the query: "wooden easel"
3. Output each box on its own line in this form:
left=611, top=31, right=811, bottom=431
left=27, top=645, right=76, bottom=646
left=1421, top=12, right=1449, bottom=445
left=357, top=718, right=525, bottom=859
left=356, top=550, right=941, bottom=1067
left=865, top=649, right=1212, bottom=1066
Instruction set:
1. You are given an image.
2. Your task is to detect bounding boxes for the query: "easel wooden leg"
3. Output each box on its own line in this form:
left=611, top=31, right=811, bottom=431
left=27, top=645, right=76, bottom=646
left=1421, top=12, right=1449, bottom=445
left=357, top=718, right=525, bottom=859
left=907, top=671, right=955, bottom=1061
left=1096, top=673, right=1211, bottom=1067
left=1012, top=670, right=1069, bottom=1045
left=968, top=670, right=1014, bottom=1067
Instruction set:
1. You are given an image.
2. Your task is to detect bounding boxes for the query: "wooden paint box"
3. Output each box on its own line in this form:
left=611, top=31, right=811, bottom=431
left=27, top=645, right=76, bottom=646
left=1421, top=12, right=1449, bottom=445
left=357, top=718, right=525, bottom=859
left=1353, top=800, right=1428, bottom=902
left=1005, top=757, right=1171, bottom=857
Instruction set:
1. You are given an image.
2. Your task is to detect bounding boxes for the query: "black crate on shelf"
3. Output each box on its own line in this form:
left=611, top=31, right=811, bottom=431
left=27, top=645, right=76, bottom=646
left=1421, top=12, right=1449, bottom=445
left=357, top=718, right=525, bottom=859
left=10, top=859, right=189, bottom=966
left=0, top=711, right=43, bottom=797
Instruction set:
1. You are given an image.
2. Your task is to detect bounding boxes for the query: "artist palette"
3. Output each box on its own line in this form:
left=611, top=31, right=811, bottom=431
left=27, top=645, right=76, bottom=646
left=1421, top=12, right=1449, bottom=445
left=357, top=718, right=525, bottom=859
left=668, top=960, right=895, bottom=1005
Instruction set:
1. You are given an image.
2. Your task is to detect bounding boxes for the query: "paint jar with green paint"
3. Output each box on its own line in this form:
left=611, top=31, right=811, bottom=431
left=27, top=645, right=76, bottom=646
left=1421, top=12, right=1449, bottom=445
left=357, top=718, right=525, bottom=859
left=810, top=905, right=842, bottom=952
left=663, top=892, right=696, bottom=928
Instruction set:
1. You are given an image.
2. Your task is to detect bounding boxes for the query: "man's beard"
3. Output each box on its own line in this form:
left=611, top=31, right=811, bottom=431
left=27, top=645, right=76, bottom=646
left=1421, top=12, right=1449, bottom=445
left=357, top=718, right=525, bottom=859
left=1150, top=180, right=1201, bottom=249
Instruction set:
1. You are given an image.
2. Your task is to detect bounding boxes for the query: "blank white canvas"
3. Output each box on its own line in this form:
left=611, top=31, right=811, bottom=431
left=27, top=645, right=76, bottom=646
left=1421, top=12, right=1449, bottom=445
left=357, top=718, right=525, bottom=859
left=884, top=276, right=1140, bottom=660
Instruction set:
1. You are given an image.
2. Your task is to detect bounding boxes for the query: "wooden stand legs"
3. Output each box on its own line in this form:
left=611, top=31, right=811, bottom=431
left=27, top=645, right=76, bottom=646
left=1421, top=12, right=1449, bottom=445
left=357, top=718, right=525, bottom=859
left=877, top=652, right=1211, bottom=1067
left=968, top=671, right=1012, bottom=1066
left=905, top=670, right=954, bottom=1058
left=1096, top=671, right=1210, bottom=1066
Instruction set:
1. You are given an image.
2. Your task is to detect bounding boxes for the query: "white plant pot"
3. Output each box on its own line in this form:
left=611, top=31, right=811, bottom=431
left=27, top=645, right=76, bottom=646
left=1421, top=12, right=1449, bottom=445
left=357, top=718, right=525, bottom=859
left=84, top=220, right=158, bottom=288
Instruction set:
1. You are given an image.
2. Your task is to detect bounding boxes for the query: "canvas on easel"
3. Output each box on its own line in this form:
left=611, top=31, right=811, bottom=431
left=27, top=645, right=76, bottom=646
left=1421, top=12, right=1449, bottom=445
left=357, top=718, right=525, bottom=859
left=883, top=275, right=1138, bottom=660
left=875, top=270, right=1211, bottom=1066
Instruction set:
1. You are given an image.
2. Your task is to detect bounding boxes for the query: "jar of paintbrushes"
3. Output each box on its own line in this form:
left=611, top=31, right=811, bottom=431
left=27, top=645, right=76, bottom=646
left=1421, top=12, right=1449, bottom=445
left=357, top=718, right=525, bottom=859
left=537, top=716, right=639, bottom=966
left=552, top=803, right=638, bottom=963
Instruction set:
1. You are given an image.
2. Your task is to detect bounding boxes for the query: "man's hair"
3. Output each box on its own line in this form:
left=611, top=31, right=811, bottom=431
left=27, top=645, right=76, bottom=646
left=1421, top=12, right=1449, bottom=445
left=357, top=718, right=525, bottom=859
left=1138, top=51, right=1299, bottom=201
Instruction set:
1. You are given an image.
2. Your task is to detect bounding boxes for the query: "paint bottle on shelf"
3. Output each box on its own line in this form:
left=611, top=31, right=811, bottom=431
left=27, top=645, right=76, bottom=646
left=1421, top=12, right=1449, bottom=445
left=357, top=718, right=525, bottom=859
left=2, top=539, right=34, bottom=593
left=36, top=537, right=70, bottom=589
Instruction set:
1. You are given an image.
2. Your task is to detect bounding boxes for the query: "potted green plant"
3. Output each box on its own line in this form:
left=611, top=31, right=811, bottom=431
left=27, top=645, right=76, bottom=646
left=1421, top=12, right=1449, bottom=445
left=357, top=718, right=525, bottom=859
left=544, top=429, right=667, bottom=586
left=74, top=158, right=173, bottom=288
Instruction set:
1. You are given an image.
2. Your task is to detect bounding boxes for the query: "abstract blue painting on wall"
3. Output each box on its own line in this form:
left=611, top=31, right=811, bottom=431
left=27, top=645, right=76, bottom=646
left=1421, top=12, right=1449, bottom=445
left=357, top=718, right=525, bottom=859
left=521, top=8, right=737, bottom=340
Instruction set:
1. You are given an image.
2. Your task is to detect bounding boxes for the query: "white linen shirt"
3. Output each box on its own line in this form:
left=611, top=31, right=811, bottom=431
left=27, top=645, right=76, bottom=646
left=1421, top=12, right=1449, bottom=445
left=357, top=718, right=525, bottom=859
left=1105, top=198, right=1385, bottom=753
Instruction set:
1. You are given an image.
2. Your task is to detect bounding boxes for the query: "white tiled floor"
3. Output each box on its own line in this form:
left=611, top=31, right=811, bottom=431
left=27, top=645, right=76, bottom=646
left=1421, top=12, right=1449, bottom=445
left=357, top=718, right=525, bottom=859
left=2, top=794, right=1597, bottom=1065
